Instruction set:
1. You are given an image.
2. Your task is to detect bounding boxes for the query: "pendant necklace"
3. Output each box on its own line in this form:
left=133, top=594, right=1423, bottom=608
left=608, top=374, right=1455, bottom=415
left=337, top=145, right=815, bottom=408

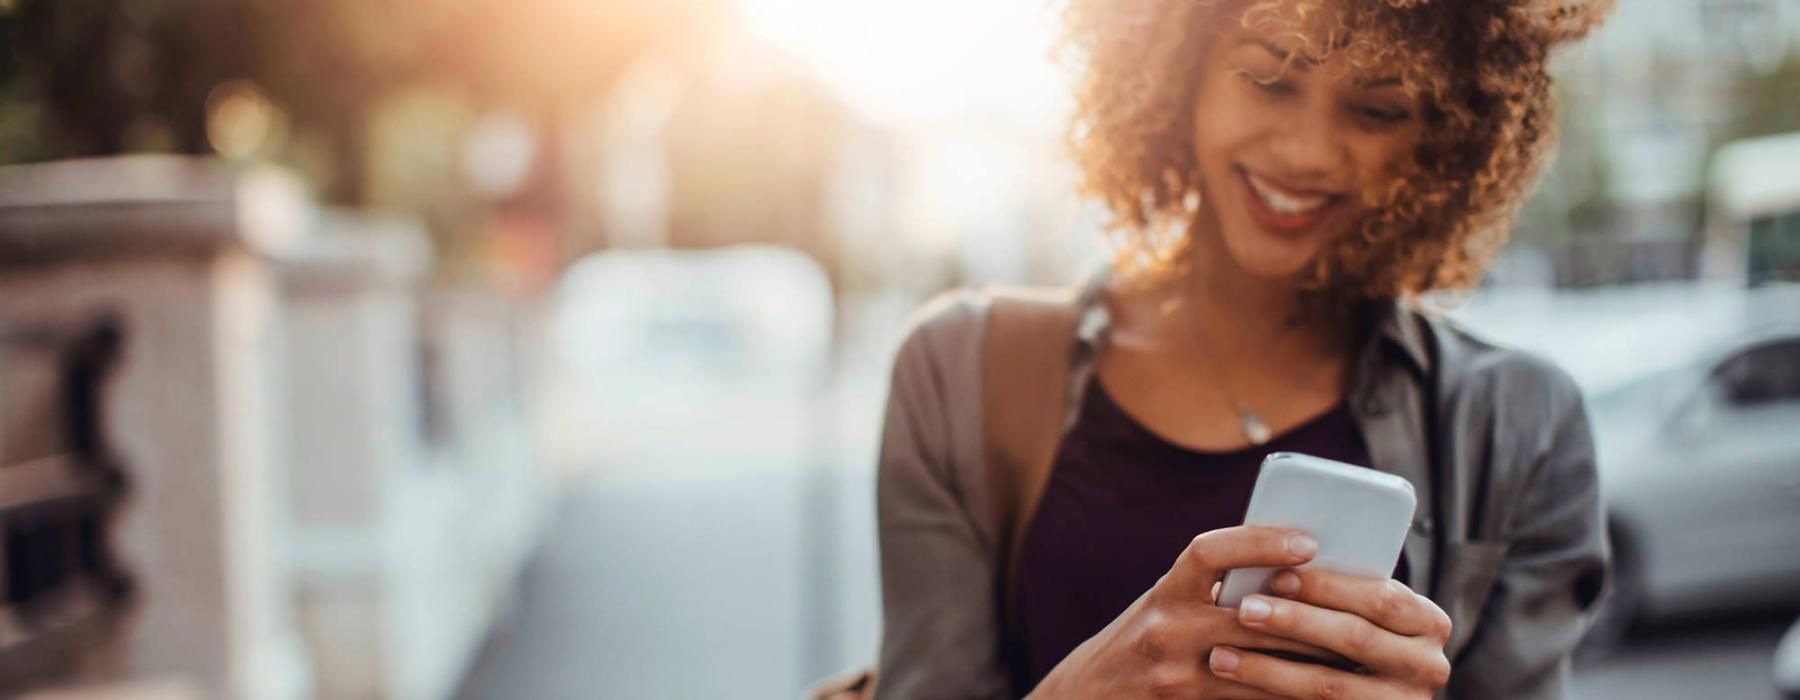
left=1170, top=294, right=1303, bottom=447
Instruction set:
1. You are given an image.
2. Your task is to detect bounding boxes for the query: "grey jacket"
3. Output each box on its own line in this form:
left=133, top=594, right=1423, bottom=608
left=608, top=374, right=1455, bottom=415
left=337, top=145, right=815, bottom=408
left=874, top=279, right=1610, bottom=699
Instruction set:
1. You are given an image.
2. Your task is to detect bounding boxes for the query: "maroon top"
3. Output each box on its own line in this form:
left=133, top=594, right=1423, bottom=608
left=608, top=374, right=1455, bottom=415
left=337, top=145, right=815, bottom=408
left=1006, top=378, right=1402, bottom=695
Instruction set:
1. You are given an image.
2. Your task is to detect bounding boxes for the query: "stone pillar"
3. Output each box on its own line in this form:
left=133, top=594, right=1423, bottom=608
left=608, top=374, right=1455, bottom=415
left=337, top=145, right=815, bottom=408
left=280, top=213, right=552, bottom=699
left=0, top=156, right=313, bottom=699
left=278, top=213, right=440, bottom=700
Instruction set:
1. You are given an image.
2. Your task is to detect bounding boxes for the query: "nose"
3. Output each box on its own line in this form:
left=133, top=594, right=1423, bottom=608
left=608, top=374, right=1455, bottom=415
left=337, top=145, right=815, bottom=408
left=1266, top=106, right=1345, bottom=185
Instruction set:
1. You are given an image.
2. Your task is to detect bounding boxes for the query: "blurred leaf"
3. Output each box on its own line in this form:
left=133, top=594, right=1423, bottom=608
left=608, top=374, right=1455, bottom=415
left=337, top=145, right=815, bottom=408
left=1728, top=56, right=1800, bottom=141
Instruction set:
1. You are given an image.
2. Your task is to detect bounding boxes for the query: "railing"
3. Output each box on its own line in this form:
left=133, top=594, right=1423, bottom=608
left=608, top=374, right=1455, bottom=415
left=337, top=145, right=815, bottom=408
left=0, top=316, right=133, bottom=695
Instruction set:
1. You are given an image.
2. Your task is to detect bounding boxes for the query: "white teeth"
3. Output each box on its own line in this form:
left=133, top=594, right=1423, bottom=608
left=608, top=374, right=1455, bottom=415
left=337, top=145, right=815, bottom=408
left=1245, top=172, right=1329, bottom=215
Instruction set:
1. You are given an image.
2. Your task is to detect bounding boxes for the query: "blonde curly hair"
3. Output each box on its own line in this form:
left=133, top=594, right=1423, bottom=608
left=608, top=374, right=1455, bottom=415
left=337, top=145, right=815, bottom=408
left=1060, top=0, right=1610, bottom=302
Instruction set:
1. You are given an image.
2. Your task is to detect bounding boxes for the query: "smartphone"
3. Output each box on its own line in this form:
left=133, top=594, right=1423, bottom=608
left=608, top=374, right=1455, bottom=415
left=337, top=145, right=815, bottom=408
left=1216, top=452, right=1416, bottom=608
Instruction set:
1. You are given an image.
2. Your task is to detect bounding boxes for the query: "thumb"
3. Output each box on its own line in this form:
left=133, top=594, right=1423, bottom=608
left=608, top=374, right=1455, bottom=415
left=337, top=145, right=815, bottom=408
left=1157, top=526, right=1316, bottom=603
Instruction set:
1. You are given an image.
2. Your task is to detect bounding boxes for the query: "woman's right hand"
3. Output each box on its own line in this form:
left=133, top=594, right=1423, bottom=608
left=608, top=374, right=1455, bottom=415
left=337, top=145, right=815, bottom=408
left=1027, top=526, right=1332, bottom=699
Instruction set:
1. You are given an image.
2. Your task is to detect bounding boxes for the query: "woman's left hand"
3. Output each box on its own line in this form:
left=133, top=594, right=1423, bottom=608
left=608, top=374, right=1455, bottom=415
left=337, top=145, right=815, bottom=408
left=1207, top=569, right=1453, bottom=699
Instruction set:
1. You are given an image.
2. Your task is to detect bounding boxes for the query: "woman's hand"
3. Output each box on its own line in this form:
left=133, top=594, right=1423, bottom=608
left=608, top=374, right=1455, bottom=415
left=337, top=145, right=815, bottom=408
left=1028, top=526, right=1339, bottom=700
left=1208, top=569, right=1453, bottom=699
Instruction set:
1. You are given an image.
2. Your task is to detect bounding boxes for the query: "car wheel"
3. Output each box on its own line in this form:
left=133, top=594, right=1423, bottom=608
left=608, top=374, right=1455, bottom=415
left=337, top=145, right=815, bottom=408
left=1578, top=523, right=1642, bottom=661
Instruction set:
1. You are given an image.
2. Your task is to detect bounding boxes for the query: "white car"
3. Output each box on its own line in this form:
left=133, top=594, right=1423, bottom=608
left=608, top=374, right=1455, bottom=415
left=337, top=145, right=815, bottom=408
left=546, top=244, right=837, bottom=473
left=1583, top=324, right=1800, bottom=648
left=1455, top=283, right=1800, bottom=651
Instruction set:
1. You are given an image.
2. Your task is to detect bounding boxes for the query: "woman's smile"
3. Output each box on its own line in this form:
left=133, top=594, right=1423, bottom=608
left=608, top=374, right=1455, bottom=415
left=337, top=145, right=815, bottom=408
left=1235, top=165, right=1343, bottom=236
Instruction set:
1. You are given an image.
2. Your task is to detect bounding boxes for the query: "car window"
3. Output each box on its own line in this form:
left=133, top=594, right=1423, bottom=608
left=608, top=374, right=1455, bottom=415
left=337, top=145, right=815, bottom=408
left=1708, top=337, right=1800, bottom=409
left=1747, top=211, right=1800, bottom=286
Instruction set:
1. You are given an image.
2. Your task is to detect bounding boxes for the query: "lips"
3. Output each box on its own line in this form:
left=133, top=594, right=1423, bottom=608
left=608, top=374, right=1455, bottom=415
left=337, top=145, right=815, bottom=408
left=1236, top=166, right=1341, bottom=235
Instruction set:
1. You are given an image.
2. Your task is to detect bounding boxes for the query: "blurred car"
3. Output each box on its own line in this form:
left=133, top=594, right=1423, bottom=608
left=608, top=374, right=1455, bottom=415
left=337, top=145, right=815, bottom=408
left=1779, top=616, right=1800, bottom=698
left=1583, top=322, right=1800, bottom=647
left=1455, top=283, right=1800, bottom=651
left=544, top=244, right=837, bottom=472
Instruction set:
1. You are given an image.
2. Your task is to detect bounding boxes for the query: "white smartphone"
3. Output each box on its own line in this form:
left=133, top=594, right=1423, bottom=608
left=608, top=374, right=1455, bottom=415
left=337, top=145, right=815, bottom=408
left=1216, top=452, right=1416, bottom=608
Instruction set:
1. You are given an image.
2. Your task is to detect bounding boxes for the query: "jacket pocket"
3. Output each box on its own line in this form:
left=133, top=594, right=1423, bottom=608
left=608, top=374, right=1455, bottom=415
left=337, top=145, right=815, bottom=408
left=1439, top=540, right=1509, bottom=658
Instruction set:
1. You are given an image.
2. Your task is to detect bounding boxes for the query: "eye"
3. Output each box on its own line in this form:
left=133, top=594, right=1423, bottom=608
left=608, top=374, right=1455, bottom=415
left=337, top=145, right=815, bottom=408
left=1258, top=79, right=1298, bottom=97
left=1235, top=69, right=1296, bottom=97
left=1350, top=103, right=1411, bottom=126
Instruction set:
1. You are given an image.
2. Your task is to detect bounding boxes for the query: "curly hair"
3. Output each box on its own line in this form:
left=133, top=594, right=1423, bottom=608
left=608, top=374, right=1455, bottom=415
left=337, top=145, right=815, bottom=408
left=1060, top=0, right=1611, bottom=302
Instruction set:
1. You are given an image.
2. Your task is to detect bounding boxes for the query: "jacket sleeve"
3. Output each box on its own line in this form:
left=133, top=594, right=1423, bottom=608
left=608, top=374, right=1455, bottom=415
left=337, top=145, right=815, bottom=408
left=1448, top=366, right=1610, bottom=699
left=873, top=295, right=1012, bottom=700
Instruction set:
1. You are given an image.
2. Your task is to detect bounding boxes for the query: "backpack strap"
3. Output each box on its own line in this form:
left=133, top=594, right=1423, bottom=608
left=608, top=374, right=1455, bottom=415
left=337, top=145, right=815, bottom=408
left=981, top=285, right=1082, bottom=636
left=809, top=285, right=1085, bottom=700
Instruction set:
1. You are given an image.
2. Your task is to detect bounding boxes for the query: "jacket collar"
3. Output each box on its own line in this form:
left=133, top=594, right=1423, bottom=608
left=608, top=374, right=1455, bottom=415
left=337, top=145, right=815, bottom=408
left=1367, top=298, right=1433, bottom=379
left=1070, top=264, right=1433, bottom=378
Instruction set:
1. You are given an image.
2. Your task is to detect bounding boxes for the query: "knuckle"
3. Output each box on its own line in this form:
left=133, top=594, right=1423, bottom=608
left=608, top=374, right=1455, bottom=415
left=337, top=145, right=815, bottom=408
left=1133, top=612, right=1179, bottom=661
left=1345, top=616, right=1380, bottom=655
left=1146, top=664, right=1199, bottom=697
left=1311, top=675, right=1348, bottom=700
left=1430, top=605, right=1454, bottom=641
left=1376, top=581, right=1408, bottom=620
left=1186, top=534, right=1215, bottom=569
left=1422, top=652, right=1452, bottom=688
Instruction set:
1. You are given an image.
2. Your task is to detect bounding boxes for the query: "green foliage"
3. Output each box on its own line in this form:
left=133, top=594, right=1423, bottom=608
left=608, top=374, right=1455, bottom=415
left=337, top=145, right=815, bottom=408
left=0, top=0, right=708, bottom=195
left=1727, top=56, right=1800, bottom=141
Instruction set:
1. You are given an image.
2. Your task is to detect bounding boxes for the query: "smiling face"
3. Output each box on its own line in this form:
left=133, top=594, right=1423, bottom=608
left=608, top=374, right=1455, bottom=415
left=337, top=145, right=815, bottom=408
left=1190, top=20, right=1424, bottom=282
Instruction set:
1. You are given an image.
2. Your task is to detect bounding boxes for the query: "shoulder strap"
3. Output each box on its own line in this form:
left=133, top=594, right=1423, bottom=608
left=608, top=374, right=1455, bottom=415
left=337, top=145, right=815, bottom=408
left=981, top=285, right=1081, bottom=635
left=806, top=287, right=1081, bottom=700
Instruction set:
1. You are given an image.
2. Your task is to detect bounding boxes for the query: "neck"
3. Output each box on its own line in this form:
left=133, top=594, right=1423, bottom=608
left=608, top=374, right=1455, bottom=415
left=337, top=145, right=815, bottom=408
left=1176, top=215, right=1350, bottom=366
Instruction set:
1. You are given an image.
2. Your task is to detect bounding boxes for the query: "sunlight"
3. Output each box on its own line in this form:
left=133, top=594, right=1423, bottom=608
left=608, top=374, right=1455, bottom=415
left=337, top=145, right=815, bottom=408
left=733, top=0, right=1068, bottom=128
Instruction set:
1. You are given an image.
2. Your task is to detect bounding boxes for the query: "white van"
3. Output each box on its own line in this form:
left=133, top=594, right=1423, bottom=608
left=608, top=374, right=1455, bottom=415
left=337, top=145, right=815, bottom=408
left=1703, top=131, right=1800, bottom=284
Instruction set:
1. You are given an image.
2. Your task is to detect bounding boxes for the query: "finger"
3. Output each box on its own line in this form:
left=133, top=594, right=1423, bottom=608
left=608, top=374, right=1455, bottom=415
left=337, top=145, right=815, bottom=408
left=1210, top=645, right=1400, bottom=700
left=1205, top=673, right=1291, bottom=700
left=1154, top=604, right=1349, bottom=670
left=1159, top=526, right=1318, bottom=602
left=1272, top=569, right=1452, bottom=641
left=1208, top=609, right=1348, bottom=665
left=1236, top=594, right=1450, bottom=684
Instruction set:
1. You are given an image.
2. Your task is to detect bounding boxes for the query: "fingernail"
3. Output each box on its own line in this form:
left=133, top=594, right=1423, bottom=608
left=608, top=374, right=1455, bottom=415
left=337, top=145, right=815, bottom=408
left=1287, top=534, right=1317, bottom=558
left=1272, top=571, right=1301, bottom=595
left=1240, top=596, right=1272, bottom=623
left=1210, top=646, right=1241, bottom=674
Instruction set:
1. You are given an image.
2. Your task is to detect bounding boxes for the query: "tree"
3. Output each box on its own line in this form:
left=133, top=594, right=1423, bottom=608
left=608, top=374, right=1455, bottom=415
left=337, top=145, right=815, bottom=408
left=0, top=0, right=711, bottom=203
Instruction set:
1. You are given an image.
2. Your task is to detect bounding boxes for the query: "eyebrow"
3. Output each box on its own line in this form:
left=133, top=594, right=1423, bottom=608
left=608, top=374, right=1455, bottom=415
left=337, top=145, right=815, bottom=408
left=1241, top=37, right=1310, bottom=71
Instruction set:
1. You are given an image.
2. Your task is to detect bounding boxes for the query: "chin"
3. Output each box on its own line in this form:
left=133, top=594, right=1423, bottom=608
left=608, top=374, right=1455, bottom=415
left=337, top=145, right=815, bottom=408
left=1216, top=225, right=1328, bottom=280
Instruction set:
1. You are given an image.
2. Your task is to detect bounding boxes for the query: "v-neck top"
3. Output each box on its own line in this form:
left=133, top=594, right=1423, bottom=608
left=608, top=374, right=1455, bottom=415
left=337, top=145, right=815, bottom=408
left=1006, top=376, right=1403, bottom=695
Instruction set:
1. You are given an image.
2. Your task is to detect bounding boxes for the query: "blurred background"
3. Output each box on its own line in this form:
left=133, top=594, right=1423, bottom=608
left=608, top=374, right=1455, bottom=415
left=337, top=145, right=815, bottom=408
left=0, top=0, right=1796, bottom=698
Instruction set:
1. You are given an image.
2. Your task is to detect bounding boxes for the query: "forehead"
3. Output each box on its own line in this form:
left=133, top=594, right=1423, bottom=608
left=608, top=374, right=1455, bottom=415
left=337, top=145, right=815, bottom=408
left=1221, top=0, right=1431, bottom=84
left=1236, top=0, right=1350, bottom=56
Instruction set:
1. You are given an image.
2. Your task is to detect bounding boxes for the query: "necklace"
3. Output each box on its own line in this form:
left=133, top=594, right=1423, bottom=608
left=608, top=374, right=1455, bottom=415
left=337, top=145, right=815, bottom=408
left=1167, top=294, right=1300, bottom=447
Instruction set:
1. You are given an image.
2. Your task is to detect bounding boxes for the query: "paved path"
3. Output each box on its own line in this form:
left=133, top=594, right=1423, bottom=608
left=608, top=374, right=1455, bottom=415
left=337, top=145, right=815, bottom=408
left=1575, top=612, right=1795, bottom=700
left=454, top=465, right=816, bottom=699
left=457, top=461, right=1795, bottom=699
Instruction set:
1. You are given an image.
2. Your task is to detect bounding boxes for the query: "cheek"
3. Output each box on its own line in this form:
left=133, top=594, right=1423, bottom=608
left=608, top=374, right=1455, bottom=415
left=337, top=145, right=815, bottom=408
left=1191, top=84, right=1261, bottom=173
left=1190, top=90, right=1224, bottom=164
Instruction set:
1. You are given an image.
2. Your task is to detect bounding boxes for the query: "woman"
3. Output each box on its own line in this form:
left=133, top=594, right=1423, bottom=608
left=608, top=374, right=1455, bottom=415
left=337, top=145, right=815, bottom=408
left=871, top=0, right=1611, bottom=698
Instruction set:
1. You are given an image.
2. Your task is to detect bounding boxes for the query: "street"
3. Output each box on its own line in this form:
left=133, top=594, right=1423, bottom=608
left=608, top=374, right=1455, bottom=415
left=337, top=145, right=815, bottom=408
left=1576, top=612, right=1795, bottom=700
left=455, top=461, right=1797, bottom=698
